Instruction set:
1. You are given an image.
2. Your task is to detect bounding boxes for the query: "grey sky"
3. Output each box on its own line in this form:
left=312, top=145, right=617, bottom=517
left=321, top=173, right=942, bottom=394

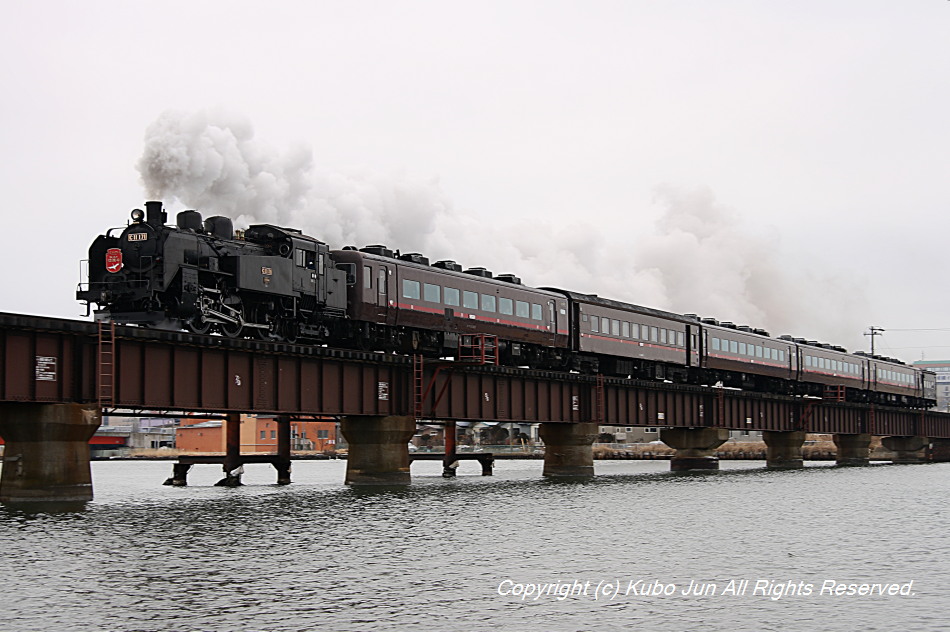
left=1, top=1, right=948, bottom=360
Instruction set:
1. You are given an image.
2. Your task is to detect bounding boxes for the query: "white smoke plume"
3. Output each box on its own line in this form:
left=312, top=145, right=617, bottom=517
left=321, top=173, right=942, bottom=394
left=137, top=108, right=867, bottom=350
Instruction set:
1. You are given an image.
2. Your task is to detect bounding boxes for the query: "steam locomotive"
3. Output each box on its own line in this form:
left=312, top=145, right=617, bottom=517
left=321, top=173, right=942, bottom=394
left=77, top=201, right=936, bottom=408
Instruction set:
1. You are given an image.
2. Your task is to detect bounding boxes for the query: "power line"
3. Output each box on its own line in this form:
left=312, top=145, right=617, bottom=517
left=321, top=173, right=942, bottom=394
left=882, top=328, right=950, bottom=332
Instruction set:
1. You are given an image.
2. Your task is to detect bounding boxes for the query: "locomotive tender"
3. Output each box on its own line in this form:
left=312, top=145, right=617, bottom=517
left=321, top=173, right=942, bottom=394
left=77, top=201, right=936, bottom=408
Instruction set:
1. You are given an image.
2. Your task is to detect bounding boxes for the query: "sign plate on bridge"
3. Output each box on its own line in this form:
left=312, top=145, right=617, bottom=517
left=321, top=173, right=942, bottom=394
left=35, top=356, right=57, bottom=381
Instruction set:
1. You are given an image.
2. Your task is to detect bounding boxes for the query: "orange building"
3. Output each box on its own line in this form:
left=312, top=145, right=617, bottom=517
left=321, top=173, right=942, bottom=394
left=176, top=415, right=337, bottom=453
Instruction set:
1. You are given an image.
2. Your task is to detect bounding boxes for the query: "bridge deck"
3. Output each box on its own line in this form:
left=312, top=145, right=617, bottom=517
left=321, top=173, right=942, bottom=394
left=1, top=312, right=949, bottom=437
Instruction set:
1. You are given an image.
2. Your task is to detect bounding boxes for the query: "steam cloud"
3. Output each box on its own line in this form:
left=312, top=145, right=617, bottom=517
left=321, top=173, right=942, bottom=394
left=137, top=108, right=867, bottom=350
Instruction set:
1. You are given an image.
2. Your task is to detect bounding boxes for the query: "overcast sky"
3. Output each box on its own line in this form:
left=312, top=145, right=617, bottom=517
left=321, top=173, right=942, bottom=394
left=2, top=1, right=948, bottom=361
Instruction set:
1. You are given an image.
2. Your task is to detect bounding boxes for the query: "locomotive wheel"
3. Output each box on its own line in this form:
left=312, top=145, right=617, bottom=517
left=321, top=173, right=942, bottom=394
left=249, top=306, right=274, bottom=340
left=184, top=315, right=212, bottom=335
left=281, top=320, right=299, bottom=344
left=220, top=309, right=244, bottom=338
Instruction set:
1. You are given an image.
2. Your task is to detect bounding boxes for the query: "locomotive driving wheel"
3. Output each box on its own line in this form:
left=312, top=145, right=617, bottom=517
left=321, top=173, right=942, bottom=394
left=184, top=315, right=212, bottom=335
left=220, top=307, right=245, bottom=338
left=249, top=304, right=275, bottom=340
left=280, top=318, right=299, bottom=344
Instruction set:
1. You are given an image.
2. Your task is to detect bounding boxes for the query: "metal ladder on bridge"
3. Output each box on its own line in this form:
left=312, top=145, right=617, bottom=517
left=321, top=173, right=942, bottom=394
left=595, top=374, right=606, bottom=424
left=823, top=385, right=846, bottom=402
left=98, top=320, right=115, bottom=410
left=413, top=334, right=500, bottom=420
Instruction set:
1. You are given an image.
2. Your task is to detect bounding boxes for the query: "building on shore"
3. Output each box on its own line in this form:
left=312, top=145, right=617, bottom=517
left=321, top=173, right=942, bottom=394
left=175, top=415, right=337, bottom=453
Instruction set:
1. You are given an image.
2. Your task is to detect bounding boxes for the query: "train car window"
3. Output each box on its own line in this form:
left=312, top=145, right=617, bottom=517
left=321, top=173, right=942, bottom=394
left=499, top=297, right=513, bottom=315
left=516, top=301, right=530, bottom=318
left=402, top=279, right=421, bottom=300
left=677, top=331, right=684, bottom=347
left=668, top=329, right=675, bottom=344
left=295, top=248, right=306, bottom=267
left=755, top=346, right=763, bottom=358
left=378, top=269, right=387, bottom=296
left=445, top=287, right=460, bottom=307
left=364, top=266, right=372, bottom=289
left=805, top=356, right=812, bottom=368
left=659, top=329, right=667, bottom=344
left=591, top=316, right=599, bottom=333
left=738, top=342, right=746, bottom=355
left=712, top=337, right=721, bottom=351
left=612, top=320, right=620, bottom=336
left=463, top=291, right=478, bottom=310
left=729, top=340, right=738, bottom=354
left=532, top=304, right=542, bottom=320
left=631, top=324, right=639, bottom=340
left=651, top=327, right=659, bottom=343
left=424, top=283, right=441, bottom=303
left=481, top=294, right=496, bottom=313
left=622, top=322, right=630, bottom=338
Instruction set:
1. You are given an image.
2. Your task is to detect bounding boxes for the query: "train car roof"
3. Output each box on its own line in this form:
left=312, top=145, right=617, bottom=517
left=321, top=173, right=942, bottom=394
left=541, top=288, right=695, bottom=324
left=333, top=249, right=565, bottom=298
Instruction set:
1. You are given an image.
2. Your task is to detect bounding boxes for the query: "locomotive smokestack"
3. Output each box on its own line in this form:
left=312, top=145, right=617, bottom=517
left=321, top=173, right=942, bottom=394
left=145, top=200, right=166, bottom=227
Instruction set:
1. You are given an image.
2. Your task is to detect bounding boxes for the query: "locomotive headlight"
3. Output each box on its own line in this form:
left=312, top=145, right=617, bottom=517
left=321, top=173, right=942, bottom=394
left=131, top=208, right=145, bottom=223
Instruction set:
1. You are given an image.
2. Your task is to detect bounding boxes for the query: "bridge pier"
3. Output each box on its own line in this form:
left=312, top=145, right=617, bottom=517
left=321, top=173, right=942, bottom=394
left=442, top=420, right=458, bottom=478
left=340, top=415, right=416, bottom=485
left=763, top=430, right=805, bottom=469
left=833, top=433, right=871, bottom=466
left=929, top=438, right=950, bottom=462
left=215, top=413, right=244, bottom=487
left=660, top=427, right=730, bottom=471
left=0, top=403, right=100, bottom=503
left=881, top=435, right=928, bottom=464
left=163, top=462, right=192, bottom=486
left=275, top=416, right=292, bottom=485
left=538, top=422, right=598, bottom=477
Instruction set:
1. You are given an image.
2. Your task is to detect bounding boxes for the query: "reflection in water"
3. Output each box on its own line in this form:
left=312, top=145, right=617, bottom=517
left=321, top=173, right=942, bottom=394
left=0, top=459, right=947, bottom=632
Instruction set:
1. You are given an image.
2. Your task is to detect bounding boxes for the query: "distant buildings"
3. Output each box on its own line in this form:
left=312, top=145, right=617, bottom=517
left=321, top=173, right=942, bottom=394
left=175, top=415, right=337, bottom=453
left=913, top=360, right=950, bottom=411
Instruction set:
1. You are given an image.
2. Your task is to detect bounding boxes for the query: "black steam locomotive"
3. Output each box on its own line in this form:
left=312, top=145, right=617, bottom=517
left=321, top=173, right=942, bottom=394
left=78, top=201, right=347, bottom=342
left=78, top=202, right=936, bottom=408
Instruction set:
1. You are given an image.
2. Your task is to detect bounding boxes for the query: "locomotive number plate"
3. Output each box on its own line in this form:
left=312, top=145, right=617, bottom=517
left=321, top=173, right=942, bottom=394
left=261, top=266, right=273, bottom=275
left=127, top=232, right=148, bottom=241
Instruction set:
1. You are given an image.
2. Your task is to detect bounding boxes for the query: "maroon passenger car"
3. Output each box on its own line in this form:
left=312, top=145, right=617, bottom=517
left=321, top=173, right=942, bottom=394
left=332, top=247, right=569, bottom=366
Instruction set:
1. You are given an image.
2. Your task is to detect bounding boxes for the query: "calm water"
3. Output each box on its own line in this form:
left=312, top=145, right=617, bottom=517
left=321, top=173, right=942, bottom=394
left=0, top=458, right=947, bottom=632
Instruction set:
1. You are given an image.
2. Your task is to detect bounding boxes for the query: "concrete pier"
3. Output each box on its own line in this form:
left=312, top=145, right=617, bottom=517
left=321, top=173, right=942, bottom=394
left=538, top=422, right=598, bottom=477
left=881, top=435, right=928, bottom=464
left=340, top=415, right=416, bottom=485
left=930, top=438, right=950, bottom=462
left=0, top=403, right=101, bottom=503
left=763, top=430, right=805, bottom=470
left=833, top=433, right=871, bottom=466
left=661, top=427, right=730, bottom=471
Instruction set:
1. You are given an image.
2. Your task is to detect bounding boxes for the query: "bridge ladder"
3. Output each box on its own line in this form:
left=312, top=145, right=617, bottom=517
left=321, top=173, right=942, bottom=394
left=98, top=320, right=116, bottom=409
left=459, top=334, right=498, bottom=365
left=595, top=374, right=606, bottom=424
left=823, top=385, right=846, bottom=402
left=716, top=387, right=726, bottom=427
left=413, top=354, right=424, bottom=419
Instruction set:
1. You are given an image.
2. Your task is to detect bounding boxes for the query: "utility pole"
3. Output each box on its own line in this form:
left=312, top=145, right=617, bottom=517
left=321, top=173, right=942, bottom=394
left=865, top=326, right=885, bottom=355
